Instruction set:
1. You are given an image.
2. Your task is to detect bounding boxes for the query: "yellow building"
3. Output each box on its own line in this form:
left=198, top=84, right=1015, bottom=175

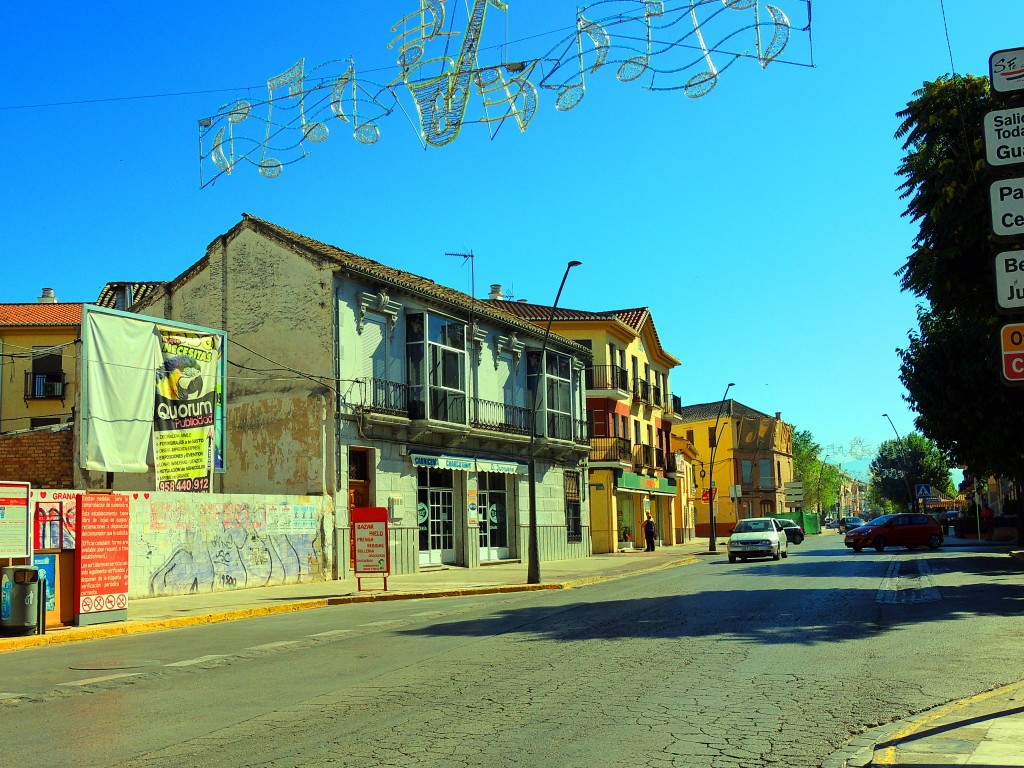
left=672, top=400, right=794, bottom=537
left=0, top=291, right=82, bottom=434
left=489, top=295, right=683, bottom=553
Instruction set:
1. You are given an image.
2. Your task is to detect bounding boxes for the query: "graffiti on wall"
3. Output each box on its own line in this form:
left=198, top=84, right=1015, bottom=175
left=142, top=499, right=324, bottom=597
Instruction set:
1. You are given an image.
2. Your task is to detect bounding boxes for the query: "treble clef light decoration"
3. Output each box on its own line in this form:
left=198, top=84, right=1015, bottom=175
left=198, top=0, right=810, bottom=186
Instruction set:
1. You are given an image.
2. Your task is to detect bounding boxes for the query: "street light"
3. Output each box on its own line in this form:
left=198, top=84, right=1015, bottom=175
left=882, top=413, right=916, bottom=512
left=527, top=260, right=582, bottom=584
left=707, top=382, right=735, bottom=552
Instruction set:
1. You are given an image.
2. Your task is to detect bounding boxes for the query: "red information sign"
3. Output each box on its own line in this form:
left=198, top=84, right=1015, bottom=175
left=351, top=506, right=390, bottom=591
left=74, top=493, right=129, bottom=623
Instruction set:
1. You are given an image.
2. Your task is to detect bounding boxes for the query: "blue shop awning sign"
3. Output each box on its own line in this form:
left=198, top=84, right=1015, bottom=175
left=411, top=454, right=522, bottom=474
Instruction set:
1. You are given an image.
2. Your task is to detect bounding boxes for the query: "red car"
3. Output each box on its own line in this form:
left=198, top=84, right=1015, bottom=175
left=844, top=513, right=943, bottom=552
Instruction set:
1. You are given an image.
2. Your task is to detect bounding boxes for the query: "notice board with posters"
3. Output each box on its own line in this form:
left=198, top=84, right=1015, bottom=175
left=0, top=481, right=31, bottom=559
left=351, top=506, right=390, bottom=591
left=74, top=493, right=129, bottom=626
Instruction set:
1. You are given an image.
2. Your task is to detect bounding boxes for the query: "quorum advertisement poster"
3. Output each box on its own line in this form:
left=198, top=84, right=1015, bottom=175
left=154, top=327, right=224, bottom=492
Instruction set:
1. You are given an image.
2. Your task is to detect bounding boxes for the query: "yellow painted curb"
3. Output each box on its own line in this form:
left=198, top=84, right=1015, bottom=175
left=873, top=679, right=1024, bottom=764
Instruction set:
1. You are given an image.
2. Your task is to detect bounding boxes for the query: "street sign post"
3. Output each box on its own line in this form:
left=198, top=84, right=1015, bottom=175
left=1001, top=322, right=1024, bottom=382
left=990, top=48, right=1024, bottom=96
left=915, top=484, right=933, bottom=499
left=990, top=177, right=1024, bottom=236
left=984, top=106, right=1024, bottom=166
left=995, top=251, right=1024, bottom=309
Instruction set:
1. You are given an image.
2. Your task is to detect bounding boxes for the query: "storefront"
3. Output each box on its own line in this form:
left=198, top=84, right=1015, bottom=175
left=411, top=454, right=522, bottom=566
left=615, top=472, right=677, bottom=548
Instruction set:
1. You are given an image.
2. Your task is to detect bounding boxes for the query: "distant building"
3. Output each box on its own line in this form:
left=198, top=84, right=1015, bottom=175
left=673, top=400, right=795, bottom=536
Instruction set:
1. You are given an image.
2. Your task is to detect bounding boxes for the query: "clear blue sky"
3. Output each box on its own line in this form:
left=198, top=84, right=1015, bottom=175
left=3, top=1, right=1020, bottom=480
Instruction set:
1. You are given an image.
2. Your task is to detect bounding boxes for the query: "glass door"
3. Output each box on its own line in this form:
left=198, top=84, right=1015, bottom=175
left=418, top=468, right=455, bottom=565
left=478, top=473, right=509, bottom=561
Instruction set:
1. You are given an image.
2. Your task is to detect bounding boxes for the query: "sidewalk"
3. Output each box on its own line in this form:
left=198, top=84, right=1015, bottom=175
left=826, top=680, right=1024, bottom=766
left=0, top=538, right=712, bottom=654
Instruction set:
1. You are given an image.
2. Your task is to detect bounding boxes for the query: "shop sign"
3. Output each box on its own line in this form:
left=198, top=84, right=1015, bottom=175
left=990, top=177, right=1024, bottom=236
left=351, top=506, right=390, bottom=590
left=617, top=472, right=675, bottom=495
left=411, top=454, right=474, bottom=471
left=475, top=460, right=522, bottom=474
left=985, top=106, right=1024, bottom=166
left=1001, top=323, right=1024, bottom=382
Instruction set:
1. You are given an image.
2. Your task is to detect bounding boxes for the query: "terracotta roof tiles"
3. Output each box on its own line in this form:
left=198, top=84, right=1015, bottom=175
left=0, top=303, right=83, bottom=327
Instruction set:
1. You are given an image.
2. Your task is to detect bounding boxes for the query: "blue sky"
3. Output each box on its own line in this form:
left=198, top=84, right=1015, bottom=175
left=3, top=1, right=1020, bottom=480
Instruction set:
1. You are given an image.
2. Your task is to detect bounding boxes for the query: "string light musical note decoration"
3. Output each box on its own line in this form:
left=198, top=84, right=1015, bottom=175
left=198, top=0, right=810, bottom=186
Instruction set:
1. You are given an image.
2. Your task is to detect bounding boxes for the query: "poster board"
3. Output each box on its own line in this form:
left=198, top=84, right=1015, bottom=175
left=0, top=481, right=31, bottom=560
left=351, top=506, right=390, bottom=591
left=74, top=493, right=129, bottom=626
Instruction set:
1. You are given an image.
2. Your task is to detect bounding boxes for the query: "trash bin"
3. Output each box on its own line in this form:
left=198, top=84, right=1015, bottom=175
left=1, top=566, right=43, bottom=636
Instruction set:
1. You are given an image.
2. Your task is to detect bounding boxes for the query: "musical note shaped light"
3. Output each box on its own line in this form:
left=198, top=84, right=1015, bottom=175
left=198, top=0, right=807, bottom=186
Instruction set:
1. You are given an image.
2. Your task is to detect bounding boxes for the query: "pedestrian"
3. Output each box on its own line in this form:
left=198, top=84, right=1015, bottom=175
left=939, top=510, right=949, bottom=536
left=644, top=512, right=656, bottom=552
left=982, top=505, right=995, bottom=540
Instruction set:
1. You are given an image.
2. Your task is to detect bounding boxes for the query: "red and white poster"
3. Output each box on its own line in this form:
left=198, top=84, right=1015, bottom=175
left=74, top=493, right=129, bottom=624
left=351, top=507, right=390, bottom=589
left=0, top=481, right=31, bottom=559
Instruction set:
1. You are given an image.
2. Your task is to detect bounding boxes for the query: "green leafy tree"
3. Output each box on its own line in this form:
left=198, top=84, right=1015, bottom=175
left=792, top=429, right=839, bottom=515
left=895, top=74, right=1024, bottom=507
left=869, top=434, right=954, bottom=510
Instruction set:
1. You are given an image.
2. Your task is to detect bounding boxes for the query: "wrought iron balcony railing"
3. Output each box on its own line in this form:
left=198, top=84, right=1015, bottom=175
left=633, top=380, right=654, bottom=406
left=633, top=443, right=656, bottom=470
left=364, top=378, right=408, bottom=416
left=471, top=398, right=531, bottom=435
left=24, top=372, right=67, bottom=400
left=585, top=365, right=630, bottom=392
left=589, top=436, right=632, bottom=464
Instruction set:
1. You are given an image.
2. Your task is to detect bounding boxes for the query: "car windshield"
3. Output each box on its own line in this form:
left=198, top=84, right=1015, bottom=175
left=777, top=520, right=797, bottom=528
left=734, top=520, right=772, bottom=533
left=860, top=515, right=893, bottom=527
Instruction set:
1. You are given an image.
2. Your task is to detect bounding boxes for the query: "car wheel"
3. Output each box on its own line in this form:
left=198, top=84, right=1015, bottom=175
left=852, top=545, right=862, bottom=552
left=927, top=534, right=942, bottom=549
left=873, top=536, right=887, bottom=552
left=729, top=554, right=737, bottom=563
left=772, top=544, right=781, bottom=561
left=794, top=534, right=804, bottom=545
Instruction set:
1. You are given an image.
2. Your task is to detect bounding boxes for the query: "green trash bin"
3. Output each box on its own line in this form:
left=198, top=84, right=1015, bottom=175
left=1, top=566, right=43, bottom=636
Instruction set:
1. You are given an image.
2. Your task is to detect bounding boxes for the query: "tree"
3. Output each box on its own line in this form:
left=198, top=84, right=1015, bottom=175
left=869, top=433, right=954, bottom=511
left=895, top=74, right=1024, bottom=495
left=792, top=429, right=838, bottom=516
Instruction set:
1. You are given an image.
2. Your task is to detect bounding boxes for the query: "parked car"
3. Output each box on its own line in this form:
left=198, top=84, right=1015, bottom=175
left=844, top=513, right=943, bottom=552
left=774, top=518, right=805, bottom=544
left=824, top=519, right=839, bottom=529
left=727, top=517, right=789, bottom=563
left=838, top=516, right=866, bottom=533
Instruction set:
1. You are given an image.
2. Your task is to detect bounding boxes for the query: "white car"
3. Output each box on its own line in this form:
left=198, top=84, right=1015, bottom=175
left=727, top=517, right=789, bottom=563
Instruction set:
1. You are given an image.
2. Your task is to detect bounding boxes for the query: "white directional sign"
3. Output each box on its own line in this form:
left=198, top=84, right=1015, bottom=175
left=990, top=177, right=1024, bottom=236
left=995, top=251, right=1024, bottom=308
left=985, top=107, right=1024, bottom=166
left=990, top=48, right=1024, bottom=95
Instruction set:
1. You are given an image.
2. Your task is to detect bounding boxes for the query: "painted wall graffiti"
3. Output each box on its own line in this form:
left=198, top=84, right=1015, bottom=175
left=140, top=496, right=326, bottom=598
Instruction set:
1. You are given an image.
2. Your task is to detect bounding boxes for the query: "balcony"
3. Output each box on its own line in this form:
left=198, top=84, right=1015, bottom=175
left=471, top=398, right=531, bottom=436
left=632, top=380, right=654, bottom=406
left=364, top=378, right=409, bottom=416
left=585, top=365, right=629, bottom=392
left=665, top=451, right=678, bottom=474
left=574, top=418, right=590, bottom=445
left=546, top=412, right=574, bottom=442
left=589, top=436, right=631, bottom=464
left=633, top=443, right=656, bottom=471
left=655, top=446, right=666, bottom=471
left=652, top=385, right=663, bottom=408
left=24, top=372, right=66, bottom=400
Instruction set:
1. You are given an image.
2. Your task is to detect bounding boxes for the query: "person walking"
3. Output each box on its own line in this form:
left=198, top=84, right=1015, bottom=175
left=644, top=512, right=656, bottom=552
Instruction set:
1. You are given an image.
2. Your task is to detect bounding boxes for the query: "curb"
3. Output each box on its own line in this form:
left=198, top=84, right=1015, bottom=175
left=821, top=679, right=1024, bottom=767
left=0, top=555, right=700, bottom=655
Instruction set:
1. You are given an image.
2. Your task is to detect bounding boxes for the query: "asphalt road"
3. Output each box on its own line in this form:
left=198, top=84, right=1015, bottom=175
left=2, top=535, right=1023, bottom=768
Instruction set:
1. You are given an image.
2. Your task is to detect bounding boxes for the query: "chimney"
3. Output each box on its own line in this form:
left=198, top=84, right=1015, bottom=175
left=488, top=284, right=504, bottom=301
left=38, top=288, right=57, bottom=303
left=775, top=412, right=782, bottom=420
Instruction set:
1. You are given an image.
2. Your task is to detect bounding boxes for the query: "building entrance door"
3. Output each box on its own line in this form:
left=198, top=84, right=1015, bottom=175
left=478, top=472, right=509, bottom=561
left=418, top=468, right=455, bottom=566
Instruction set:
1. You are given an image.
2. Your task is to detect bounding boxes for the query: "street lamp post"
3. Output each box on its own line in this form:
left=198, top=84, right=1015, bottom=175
left=882, top=413, right=916, bottom=512
left=707, top=382, right=735, bottom=552
left=527, top=260, right=582, bottom=584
